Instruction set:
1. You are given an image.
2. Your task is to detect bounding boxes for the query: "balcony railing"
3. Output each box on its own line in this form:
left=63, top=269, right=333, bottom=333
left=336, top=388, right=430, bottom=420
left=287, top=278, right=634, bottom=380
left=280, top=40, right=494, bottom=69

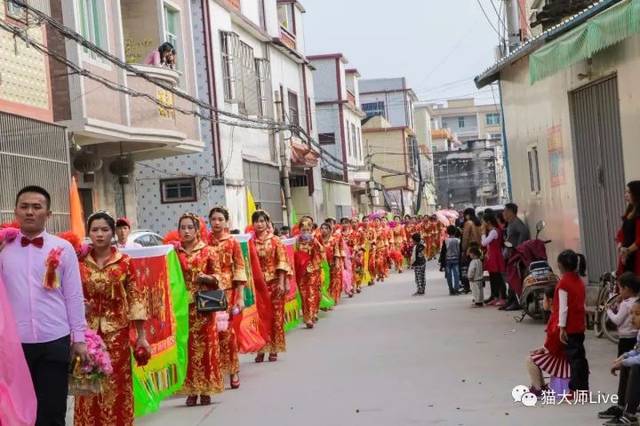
left=279, top=27, right=296, bottom=50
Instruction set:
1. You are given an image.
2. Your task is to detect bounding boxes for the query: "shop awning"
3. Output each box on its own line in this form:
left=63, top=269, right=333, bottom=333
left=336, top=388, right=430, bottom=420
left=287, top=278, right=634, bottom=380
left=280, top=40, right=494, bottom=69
left=529, top=0, right=640, bottom=84
left=290, top=141, right=319, bottom=168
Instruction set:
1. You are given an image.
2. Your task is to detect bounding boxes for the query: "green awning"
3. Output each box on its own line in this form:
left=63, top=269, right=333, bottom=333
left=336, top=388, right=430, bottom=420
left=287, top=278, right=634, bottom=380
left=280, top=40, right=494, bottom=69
left=529, top=0, right=640, bottom=84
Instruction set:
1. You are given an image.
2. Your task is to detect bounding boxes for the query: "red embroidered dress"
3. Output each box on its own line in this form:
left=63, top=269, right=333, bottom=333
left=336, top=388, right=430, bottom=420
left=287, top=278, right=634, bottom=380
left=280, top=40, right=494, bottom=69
left=254, top=232, right=290, bottom=354
left=295, top=237, right=324, bottom=324
left=75, top=249, right=147, bottom=426
left=209, top=233, right=247, bottom=376
left=178, top=241, right=224, bottom=396
left=323, top=233, right=345, bottom=304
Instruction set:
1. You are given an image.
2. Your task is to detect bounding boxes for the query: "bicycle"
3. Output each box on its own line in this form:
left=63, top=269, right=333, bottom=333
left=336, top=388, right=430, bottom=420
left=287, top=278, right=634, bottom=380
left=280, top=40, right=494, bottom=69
left=592, top=271, right=619, bottom=344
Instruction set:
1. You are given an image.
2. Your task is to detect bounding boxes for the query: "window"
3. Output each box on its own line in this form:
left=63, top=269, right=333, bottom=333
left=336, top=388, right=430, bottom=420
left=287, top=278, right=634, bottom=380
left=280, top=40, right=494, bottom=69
left=362, top=101, right=385, bottom=118
left=78, top=0, right=108, bottom=52
left=528, top=147, right=541, bottom=193
left=163, top=4, right=182, bottom=70
left=458, top=116, right=465, bottom=128
left=255, top=58, right=272, bottom=118
left=6, top=0, right=27, bottom=22
left=278, top=3, right=295, bottom=34
left=221, top=32, right=260, bottom=115
left=355, top=128, right=361, bottom=159
left=288, top=91, right=299, bottom=126
left=160, top=178, right=197, bottom=203
left=486, top=113, right=501, bottom=126
left=319, top=133, right=335, bottom=145
left=346, top=122, right=352, bottom=156
left=350, top=123, right=357, bottom=158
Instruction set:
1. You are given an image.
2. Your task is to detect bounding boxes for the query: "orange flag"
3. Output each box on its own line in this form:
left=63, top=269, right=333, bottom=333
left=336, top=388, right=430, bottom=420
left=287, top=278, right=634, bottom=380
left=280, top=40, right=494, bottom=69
left=69, top=177, right=86, bottom=239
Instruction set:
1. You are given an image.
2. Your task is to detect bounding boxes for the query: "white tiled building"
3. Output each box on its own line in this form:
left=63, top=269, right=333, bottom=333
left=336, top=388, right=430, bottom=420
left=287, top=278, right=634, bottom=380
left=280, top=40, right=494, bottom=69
left=136, top=0, right=321, bottom=233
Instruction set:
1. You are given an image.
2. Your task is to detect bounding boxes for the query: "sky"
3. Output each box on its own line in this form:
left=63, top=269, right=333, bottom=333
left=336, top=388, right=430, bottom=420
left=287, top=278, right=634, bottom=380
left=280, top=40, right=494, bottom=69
left=302, top=0, right=504, bottom=105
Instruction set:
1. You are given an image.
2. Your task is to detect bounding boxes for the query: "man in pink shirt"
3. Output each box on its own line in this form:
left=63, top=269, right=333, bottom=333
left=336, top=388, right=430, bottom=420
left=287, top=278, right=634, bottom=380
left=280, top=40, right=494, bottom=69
left=0, top=186, right=87, bottom=426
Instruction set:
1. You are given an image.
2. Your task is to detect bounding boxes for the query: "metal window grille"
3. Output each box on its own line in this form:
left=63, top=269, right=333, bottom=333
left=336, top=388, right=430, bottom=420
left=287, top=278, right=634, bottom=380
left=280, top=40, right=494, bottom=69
left=255, top=58, right=272, bottom=118
left=288, top=91, right=299, bottom=126
left=221, top=31, right=239, bottom=102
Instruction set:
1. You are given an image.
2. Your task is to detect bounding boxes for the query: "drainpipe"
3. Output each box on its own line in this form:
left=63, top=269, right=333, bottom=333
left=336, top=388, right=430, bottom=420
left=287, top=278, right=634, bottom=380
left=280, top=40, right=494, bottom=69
left=276, top=86, right=293, bottom=226
left=201, top=0, right=222, bottom=176
left=498, top=80, right=513, bottom=201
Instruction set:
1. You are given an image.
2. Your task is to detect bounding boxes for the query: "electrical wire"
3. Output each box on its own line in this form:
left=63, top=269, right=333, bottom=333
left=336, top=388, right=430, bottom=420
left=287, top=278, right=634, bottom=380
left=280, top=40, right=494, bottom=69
left=475, top=0, right=502, bottom=38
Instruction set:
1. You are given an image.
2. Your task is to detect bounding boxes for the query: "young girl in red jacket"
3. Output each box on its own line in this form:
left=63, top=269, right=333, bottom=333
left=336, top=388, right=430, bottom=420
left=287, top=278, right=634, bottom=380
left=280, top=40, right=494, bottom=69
left=555, top=249, right=589, bottom=393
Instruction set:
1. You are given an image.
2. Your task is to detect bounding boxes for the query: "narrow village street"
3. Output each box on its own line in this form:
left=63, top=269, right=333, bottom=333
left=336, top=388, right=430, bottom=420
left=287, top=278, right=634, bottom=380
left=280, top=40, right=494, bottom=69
left=137, top=264, right=616, bottom=426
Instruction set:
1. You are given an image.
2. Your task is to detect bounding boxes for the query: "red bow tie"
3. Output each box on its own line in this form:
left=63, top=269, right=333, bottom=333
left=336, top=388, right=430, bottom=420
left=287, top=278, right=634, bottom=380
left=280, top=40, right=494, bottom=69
left=21, top=237, right=44, bottom=249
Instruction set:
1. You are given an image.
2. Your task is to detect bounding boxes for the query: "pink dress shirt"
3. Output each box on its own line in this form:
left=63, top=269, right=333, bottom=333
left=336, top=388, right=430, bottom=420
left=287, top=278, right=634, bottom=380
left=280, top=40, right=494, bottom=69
left=0, top=231, right=86, bottom=344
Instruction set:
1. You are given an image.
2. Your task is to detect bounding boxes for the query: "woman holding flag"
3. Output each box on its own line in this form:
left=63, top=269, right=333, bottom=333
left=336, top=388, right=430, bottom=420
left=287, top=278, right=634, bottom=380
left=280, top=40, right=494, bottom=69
left=208, top=207, right=247, bottom=389
left=74, top=211, right=149, bottom=426
left=176, top=213, right=224, bottom=407
left=295, top=216, right=325, bottom=328
left=252, top=210, right=291, bottom=362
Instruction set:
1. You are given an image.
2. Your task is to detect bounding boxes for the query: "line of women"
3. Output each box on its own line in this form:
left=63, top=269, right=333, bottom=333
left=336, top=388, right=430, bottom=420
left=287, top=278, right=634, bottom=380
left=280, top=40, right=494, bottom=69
left=69, top=209, right=448, bottom=425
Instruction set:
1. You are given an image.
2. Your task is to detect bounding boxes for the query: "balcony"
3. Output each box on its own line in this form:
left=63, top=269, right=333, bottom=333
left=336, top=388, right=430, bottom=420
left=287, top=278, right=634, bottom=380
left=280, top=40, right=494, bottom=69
left=278, top=27, right=297, bottom=51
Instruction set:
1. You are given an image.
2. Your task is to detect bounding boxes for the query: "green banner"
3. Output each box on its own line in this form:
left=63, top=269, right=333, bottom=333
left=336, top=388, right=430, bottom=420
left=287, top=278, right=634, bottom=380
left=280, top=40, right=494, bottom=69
left=320, top=260, right=335, bottom=309
left=124, top=247, right=189, bottom=418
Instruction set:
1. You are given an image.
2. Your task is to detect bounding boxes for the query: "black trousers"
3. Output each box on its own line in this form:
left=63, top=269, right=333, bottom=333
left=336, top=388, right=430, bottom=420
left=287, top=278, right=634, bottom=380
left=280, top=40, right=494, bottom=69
left=488, top=272, right=506, bottom=300
left=617, top=337, right=638, bottom=407
left=22, top=335, right=71, bottom=426
left=623, top=365, right=640, bottom=414
left=565, top=333, right=589, bottom=391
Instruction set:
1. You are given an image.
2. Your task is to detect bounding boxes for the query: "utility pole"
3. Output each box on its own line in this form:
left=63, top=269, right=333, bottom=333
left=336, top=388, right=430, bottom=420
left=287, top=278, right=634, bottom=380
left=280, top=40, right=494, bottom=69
left=275, top=87, right=293, bottom=226
left=504, top=0, right=521, bottom=53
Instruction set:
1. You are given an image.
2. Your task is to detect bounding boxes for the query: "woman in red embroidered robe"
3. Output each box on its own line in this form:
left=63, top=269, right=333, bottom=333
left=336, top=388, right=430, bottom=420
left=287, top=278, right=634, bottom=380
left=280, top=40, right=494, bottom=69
left=320, top=222, right=345, bottom=305
left=208, top=207, right=247, bottom=389
left=75, top=212, right=149, bottom=426
left=252, top=210, right=290, bottom=363
left=295, top=217, right=325, bottom=328
left=177, top=213, right=224, bottom=406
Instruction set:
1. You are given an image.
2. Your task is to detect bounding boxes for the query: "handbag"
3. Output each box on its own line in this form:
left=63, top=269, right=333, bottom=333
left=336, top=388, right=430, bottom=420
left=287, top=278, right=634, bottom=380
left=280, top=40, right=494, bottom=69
left=195, top=289, right=228, bottom=313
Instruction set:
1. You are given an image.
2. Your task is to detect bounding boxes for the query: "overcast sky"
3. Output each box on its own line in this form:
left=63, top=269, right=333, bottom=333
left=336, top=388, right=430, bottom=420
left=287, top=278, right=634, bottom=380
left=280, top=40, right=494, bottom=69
left=302, top=0, right=503, bottom=105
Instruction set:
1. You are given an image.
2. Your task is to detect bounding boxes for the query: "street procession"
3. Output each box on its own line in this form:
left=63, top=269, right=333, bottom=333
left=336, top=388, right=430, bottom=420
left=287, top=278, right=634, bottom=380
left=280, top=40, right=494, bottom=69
left=3, top=0, right=640, bottom=425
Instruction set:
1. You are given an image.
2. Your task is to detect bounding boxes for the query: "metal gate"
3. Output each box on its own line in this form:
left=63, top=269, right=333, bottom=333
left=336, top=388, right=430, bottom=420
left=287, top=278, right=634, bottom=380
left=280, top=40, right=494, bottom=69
left=243, top=160, right=283, bottom=228
left=569, top=75, right=626, bottom=283
left=0, top=112, right=71, bottom=231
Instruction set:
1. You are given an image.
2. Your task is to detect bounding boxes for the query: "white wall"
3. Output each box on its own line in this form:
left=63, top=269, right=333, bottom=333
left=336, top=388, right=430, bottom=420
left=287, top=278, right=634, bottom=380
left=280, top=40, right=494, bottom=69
left=311, top=58, right=338, bottom=102
left=360, top=90, right=408, bottom=128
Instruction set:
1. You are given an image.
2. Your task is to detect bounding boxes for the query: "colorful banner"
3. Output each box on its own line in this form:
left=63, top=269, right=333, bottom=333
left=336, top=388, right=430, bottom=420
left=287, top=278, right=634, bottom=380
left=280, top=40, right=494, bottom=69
left=320, top=260, right=335, bottom=309
left=362, top=243, right=373, bottom=286
left=282, top=237, right=302, bottom=332
left=232, top=234, right=267, bottom=353
left=121, top=246, right=188, bottom=418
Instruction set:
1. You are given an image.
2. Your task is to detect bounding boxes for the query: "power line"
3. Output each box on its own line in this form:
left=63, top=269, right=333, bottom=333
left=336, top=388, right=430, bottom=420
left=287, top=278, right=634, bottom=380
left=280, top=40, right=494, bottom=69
left=475, top=0, right=502, bottom=38
left=10, top=0, right=279, bottom=128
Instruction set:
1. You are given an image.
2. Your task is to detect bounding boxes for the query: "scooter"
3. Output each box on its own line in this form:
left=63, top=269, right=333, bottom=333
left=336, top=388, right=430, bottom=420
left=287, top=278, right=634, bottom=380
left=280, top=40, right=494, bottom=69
left=505, top=221, right=558, bottom=321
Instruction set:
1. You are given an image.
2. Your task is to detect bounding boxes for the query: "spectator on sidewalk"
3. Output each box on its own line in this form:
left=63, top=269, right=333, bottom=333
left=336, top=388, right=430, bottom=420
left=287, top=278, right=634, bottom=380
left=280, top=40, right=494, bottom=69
left=598, top=272, right=640, bottom=421
left=115, top=217, right=142, bottom=249
left=439, top=225, right=461, bottom=296
left=617, top=181, right=640, bottom=277
left=556, top=250, right=589, bottom=393
left=605, top=300, right=640, bottom=425
left=502, top=203, right=531, bottom=311
left=410, top=233, right=427, bottom=296
left=481, top=213, right=506, bottom=306
left=526, top=286, right=570, bottom=396
left=461, top=208, right=482, bottom=295
left=467, top=246, right=484, bottom=307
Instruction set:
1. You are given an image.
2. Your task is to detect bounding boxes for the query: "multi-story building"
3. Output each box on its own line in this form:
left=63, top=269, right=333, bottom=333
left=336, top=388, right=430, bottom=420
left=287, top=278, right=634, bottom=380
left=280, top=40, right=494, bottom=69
left=429, top=98, right=508, bottom=209
left=0, top=0, right=71, bottom=230
left=308, top=54, right=368, bottom=217
left=136, top=0, right=322, bottom=233
left=413, top=104, right=437, bottom=214
left=48, top=0, right=204, bottom=226
left=361, top=115, right=418, bottom=215
left=359, top=77, right=417, bottom=130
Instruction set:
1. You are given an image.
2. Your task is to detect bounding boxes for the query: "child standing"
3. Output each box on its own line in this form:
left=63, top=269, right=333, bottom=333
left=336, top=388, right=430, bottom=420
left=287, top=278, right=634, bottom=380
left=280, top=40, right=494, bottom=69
left=598, top=272, right=640, bottom=421
left=607, top=300, right=640, bottom=425
left=411, top=233, right=427, bottom=296
left=555, top=250, right=589, bottom=393
left=467, top=246, right=484, bottom=307
left=439, top=225, right=461, bottom=296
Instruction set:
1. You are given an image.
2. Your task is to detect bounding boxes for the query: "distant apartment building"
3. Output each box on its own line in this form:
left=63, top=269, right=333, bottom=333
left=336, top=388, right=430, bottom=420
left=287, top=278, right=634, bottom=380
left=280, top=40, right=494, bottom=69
left=136, top=0, right=322, bottom=232
left=429, top=98, right=507, bottom=209
left=414, top=104, right=438, bottom=214
left=309, top=54, right=369, bottom=217
left=359, top=77, right=417, bottom=130
left=0, top=0, right=71, bottom=230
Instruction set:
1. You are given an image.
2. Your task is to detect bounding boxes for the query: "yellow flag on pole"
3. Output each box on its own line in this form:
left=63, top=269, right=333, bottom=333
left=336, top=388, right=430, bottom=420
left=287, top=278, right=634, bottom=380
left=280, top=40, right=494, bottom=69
left=246, top=189, right=256, bottom=222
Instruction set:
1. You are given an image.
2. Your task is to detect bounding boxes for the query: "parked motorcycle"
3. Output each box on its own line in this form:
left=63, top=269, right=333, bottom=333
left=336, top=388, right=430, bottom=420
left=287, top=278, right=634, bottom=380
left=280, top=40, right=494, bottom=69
left=505, top=221, right=558, bottom=321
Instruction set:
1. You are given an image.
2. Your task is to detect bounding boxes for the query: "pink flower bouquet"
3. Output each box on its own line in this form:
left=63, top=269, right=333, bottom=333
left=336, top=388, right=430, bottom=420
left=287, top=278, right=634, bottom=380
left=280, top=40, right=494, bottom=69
left=69, top=330, right=113, bottom=395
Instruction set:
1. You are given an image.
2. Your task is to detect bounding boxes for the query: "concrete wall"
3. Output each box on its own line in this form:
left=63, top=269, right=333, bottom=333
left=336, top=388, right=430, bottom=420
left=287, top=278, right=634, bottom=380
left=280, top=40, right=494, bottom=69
left=498, top=35, right=640, bottom=263
left=311, top=58, right=338, bottom=102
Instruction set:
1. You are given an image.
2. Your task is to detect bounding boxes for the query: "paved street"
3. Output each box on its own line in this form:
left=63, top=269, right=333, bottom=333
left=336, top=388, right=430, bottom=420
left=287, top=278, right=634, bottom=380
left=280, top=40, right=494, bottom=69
left=135, top=264, right=617, bottom=426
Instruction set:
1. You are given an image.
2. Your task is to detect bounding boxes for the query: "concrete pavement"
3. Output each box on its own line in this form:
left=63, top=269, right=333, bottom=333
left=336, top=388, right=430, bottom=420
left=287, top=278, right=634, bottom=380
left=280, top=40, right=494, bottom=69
left=135, top=265, right=619, bottom=426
